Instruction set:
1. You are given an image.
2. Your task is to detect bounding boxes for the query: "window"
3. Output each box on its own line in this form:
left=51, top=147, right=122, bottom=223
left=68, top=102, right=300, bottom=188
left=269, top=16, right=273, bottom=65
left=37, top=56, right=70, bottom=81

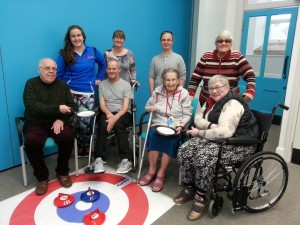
left=245, top=0, right=297, bottom=10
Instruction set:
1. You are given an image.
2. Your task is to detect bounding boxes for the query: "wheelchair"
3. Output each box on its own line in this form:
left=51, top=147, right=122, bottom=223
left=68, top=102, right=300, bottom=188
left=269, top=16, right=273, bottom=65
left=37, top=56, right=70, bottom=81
left=208, top=104, right=289, bottom=217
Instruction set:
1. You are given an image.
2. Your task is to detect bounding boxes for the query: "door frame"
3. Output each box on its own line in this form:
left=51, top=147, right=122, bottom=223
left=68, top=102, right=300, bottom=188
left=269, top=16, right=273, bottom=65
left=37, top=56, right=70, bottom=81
left=240, top=7, right=298, bottom=118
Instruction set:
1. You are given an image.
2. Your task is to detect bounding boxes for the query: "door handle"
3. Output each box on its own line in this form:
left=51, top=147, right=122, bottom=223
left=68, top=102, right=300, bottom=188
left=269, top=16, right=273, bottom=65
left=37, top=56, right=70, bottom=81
left=283, top=56, right=289, bottom=79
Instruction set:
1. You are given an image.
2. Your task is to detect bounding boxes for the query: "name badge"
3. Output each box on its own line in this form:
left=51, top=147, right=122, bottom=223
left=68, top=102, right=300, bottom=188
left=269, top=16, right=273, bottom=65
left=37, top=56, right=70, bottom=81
left=167, top=116, right=174, bottom=125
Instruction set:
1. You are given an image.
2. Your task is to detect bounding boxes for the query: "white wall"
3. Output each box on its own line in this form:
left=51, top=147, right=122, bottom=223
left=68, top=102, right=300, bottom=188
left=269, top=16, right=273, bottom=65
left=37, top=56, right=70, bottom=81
left=190, top=0, right=244, bottom=72
left=293, top=103, right=300, bottom=148
left=190, top=0, right=244, bottom=96
left=277, top=4, right=300, bottom=160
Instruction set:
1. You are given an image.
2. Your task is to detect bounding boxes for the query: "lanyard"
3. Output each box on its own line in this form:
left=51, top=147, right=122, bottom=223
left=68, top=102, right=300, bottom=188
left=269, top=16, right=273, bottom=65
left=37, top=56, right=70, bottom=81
left=166, top=93, right=175, bottom=125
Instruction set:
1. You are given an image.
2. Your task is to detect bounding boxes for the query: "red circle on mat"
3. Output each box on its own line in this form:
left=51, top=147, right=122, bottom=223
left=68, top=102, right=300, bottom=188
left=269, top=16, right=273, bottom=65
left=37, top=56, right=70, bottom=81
left=10, top=173, right=149, bottom=225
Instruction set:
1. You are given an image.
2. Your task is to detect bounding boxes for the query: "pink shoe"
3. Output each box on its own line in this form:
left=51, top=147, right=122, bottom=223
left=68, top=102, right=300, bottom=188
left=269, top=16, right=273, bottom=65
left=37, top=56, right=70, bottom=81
left=139, top=172, right=156, bottom=186
left=151, top=176, right=165, bottom=192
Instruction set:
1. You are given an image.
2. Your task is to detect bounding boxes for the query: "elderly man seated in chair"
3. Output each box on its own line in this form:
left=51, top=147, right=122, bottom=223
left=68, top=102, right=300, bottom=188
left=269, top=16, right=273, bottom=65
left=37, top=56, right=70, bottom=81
left=23, top=58, right=75, bottom=195
left=93, top=59, right=133, bottom=174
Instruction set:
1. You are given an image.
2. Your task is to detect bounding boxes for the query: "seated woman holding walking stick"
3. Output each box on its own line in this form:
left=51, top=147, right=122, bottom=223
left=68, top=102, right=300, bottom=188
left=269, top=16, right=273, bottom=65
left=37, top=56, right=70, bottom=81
left=139, top=68, right=192, bottom=192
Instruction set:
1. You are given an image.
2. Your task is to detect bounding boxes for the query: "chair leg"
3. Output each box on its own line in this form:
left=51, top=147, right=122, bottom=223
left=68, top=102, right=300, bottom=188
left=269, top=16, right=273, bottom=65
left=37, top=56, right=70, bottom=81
left=74, top=139, right=79, bottom=176
left=138, top=137, right=142, bottom=167
left=132, top=129, right=136, bottom=172
left=20, top=146, right=28, bottom=186
left=178, top=169, right=182, bottom=186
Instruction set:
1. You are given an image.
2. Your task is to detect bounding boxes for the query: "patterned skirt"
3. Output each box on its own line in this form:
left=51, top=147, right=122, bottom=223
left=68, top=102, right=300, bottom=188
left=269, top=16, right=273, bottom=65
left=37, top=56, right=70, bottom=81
left=177, top=137, right=256, bottom=192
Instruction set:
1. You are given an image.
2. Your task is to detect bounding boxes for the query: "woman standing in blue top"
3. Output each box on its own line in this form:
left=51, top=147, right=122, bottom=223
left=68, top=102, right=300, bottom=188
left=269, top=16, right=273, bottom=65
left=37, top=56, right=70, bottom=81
left=57, top=25, right=106, bottom=157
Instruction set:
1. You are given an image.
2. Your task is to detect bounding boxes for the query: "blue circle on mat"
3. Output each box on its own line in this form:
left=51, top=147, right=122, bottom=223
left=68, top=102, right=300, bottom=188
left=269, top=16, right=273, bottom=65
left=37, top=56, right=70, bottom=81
left=56, top=191, right=109, bottom=223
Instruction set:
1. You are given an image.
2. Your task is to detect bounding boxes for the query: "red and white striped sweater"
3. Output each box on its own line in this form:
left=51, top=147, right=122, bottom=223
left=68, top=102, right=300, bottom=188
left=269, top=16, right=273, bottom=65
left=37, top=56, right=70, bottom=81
left=188, top=49, right=255, bottom=106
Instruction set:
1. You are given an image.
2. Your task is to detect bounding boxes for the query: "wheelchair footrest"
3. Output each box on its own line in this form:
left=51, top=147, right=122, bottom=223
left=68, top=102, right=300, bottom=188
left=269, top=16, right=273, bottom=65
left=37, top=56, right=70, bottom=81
left=231, top=186, right=249, bottom=212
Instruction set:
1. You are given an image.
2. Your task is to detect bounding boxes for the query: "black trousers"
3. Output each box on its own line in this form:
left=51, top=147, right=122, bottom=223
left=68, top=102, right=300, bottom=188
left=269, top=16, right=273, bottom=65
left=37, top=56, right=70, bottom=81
left=24, top=125, right=74, bottom=181
left=94, top=112, right=132, bottom=161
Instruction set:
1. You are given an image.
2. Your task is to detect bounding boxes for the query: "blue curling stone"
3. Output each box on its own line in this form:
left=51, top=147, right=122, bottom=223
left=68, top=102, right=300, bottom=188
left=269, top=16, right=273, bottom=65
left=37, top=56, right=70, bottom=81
left=80, top=189, right=100, bottom=202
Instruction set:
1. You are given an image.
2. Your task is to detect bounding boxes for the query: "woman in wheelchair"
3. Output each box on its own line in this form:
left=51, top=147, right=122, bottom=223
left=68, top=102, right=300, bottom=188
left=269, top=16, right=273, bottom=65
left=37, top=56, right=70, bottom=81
left=139, top=68, right=192, bottom=192
left=175, top=75, right=259, bottom=221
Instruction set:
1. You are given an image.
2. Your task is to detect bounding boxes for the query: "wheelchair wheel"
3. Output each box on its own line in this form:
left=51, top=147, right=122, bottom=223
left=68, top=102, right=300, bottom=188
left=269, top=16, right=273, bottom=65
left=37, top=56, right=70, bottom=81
left=233, top=151, right=288, bottom=213
left=209, top=197, right=223, bottom=218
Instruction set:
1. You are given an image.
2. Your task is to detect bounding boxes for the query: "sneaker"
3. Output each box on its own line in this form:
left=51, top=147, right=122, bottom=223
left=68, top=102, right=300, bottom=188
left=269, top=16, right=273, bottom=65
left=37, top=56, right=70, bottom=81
left=93, top=157, right=106, bottom=173
left=117, top=159, right=132, bottom=174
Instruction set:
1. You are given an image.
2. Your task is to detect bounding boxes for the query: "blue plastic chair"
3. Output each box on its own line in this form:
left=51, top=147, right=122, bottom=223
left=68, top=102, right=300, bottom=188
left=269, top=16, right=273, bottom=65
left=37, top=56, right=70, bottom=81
left=15, top=117, right=79, bottom=186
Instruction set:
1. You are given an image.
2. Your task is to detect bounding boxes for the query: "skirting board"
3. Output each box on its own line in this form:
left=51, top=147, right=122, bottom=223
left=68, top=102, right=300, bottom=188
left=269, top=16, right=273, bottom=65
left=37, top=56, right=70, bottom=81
left=291, top=148, right=300, bottom=165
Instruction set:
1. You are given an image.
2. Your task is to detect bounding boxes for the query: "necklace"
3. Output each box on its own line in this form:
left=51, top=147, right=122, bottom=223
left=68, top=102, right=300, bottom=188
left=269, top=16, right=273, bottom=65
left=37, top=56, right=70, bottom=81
left=113, top=47, right=124, bottom=56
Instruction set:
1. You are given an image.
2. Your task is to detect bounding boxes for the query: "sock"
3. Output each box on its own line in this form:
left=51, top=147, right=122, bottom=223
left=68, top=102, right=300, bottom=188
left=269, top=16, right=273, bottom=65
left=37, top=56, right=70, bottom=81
left=195, top=190, right=207, bottom=202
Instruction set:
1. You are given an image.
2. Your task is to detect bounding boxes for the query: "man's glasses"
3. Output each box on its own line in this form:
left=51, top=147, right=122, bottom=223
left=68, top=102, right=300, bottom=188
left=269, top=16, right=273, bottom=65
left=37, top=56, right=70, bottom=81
left=216, top=39, right=231, bottom=44
left=39, top=66, right=57, bottom=72
left=208, top=85, right=226, bottom=92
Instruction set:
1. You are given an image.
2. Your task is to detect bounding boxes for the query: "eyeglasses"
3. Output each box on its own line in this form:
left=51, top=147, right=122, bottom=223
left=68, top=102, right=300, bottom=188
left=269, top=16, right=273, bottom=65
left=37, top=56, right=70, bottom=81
left=161, top=38, right=173, bottom=42
left=216, top=39, right=231, bottom=44
left=208, top=85, right=226, bottom=92
left=39, top=66, right=57, bottom=72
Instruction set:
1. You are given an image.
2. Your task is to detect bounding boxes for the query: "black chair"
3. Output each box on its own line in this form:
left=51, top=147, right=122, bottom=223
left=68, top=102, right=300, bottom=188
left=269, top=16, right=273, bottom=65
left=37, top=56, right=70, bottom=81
left=207, top=104, right=289, bottom=217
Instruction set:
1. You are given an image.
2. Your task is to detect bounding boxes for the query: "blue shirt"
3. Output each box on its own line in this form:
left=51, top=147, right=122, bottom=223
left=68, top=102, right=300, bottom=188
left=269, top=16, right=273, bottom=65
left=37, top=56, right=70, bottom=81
left=56, top=45, right=106, bottom=93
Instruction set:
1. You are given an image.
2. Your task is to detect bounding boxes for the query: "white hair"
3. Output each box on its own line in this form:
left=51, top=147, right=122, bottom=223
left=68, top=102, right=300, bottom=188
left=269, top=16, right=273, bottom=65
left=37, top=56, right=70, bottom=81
left=38, top=58, right=56, bottom=68
left=208, top=75, right=229, bottom=86
left=215, top=30, right=233, bottom=43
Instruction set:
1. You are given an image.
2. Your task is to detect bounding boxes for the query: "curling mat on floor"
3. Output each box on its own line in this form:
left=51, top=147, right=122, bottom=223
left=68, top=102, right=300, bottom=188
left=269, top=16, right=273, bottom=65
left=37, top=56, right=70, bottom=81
left=0, top=167, right=174, bottom=225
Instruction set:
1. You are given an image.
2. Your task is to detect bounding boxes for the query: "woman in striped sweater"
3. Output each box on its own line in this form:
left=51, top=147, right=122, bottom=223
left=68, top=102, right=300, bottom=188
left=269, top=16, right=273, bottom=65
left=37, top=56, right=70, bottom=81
left=188, top=30, right=255, bottom=106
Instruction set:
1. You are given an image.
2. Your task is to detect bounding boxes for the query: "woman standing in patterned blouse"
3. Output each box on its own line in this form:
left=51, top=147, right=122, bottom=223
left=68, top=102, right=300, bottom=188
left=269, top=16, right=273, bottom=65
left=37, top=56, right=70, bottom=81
left=104, top=30, right=137, bottom=84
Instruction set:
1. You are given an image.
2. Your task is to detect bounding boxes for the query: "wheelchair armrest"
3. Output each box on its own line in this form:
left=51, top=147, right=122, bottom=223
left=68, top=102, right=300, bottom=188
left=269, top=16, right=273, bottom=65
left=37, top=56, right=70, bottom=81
left=183, top=119, right=194, bottom=131
left=138, top=111, right=150, bottom=136
left=179, top=119, right=194, bottom=139
left=225, top=137, right=262, bottom=146
left=15, top=117, right=25, bottom=146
